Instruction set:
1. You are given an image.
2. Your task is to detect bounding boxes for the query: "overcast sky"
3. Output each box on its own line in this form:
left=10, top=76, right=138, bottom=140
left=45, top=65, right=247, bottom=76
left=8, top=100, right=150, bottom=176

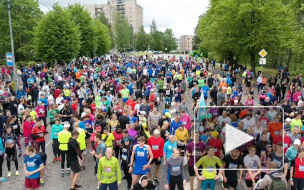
left=39, top=0, right=209, bottom=38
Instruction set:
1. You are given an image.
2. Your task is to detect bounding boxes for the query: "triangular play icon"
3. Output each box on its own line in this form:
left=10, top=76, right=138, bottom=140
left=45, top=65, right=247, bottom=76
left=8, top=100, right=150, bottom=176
left=225, top=124, right=254, bottom=153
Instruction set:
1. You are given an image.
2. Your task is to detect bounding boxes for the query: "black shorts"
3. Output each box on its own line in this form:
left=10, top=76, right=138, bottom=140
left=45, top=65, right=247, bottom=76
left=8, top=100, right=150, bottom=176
left=188, top=166, right=202, bottom=176
left=70, top=160, right=80, bottom=173
left=245, top=179, right=258, bottom=187
left=158, top=89, right=164, bottom=94
left=151, top=158, right=161, bottom=165
left=223, top=177, right=237, bottom=189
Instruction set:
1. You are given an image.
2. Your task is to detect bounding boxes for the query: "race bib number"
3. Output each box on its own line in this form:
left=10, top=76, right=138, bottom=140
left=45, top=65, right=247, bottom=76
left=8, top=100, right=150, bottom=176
left=172, top=166, right=180, bottom=172
left=274, top=131, right=280, bottom=136
left=152, top=145, right=159, bottom=150
left=137, top=151, right=145, bottom=157
left=206, top=166, right=214, bottom=172
left=26, top=161, right=35, bottom=167
left=166, top=90, right=170, bottom=95
left=13, top=125, right=17, bottom=129
left=122, top=154, right=127, bottom=161
left=299, top=165, right=304, bottom=171
left=284, top=143, right=288, bottom=148
left=105, top=167, right=112, bottom=173
left=0, top=150, right=3, bottom=155
left=229, top=163, right=237, bottom=169
left=182, top=122, right=187, bottom=125
left=40, top=109, right=43, bottom=112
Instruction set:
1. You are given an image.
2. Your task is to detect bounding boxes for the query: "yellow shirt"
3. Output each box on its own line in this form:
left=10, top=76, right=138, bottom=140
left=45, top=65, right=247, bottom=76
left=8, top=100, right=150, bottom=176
left=195, top=155, right=222, bottom=179
left=58, top=130, right=71, bottom=151
left=30, top=111, right=38, bottom=122
left=175, top=128, right=189, bottom=143
left=64, top=89, right=70, bottom=97
left=76, top=128, right=86, bottom=150
left=227, top=87, right=232, bottom=95
left=102, top=133, right=115, bottom=148
left=196, top=70, right=200, bottom=76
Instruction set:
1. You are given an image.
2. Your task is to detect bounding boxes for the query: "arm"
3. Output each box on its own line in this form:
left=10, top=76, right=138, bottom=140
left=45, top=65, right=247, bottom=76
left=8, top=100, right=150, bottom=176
left=147, top=145, right=154, bottom=165
left=164, top=159, right=169, bottom=185
left=116, top=159, right=122, bottom=184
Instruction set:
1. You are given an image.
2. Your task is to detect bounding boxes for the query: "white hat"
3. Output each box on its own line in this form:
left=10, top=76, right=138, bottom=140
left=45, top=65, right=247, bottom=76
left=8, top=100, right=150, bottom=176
left=140, top=111, right=146, bottom=115
left=64, top=124, right=70, bottom=128
left=294, top=139, right=301, bottom=145
left=234, top=100, right=238, bottom=103
left=285, top=118, right=291, bottom=122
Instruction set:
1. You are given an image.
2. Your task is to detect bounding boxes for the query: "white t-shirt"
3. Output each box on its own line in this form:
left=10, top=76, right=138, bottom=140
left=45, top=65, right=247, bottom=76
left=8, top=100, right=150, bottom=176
left=242, top=118, right=256, bottom=129
left=56, top=96, right=64, bottom=105
left=134, top=104, right=141, bottom=116
left=17, top=104, right=24, bottom=115
left=48, top=95, right=54, bottom=104
left=244, top=154, right=261, bottom=171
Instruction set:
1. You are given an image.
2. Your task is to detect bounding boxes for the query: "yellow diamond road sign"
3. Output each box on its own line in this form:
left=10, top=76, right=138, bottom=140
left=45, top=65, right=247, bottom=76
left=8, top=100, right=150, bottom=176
left=259, top=49, right=267, bottom=58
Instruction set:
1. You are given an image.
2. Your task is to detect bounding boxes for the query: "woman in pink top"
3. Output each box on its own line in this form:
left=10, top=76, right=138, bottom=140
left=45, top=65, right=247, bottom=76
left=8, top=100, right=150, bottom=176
left=293, top=89, right=302, bottom=103
left=23, top=115, right=35, bottom=148
left=180, top=110, right=191, bottom=132
left=245, top=95, right=254, bottom=106
left=35, top=101, right=46, bottom=127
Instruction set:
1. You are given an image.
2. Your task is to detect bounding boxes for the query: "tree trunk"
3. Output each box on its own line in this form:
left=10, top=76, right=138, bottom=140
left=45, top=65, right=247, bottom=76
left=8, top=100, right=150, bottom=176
left=250, top=52, right=256, bottom=76
left=286, top=50, right=293, bottom=68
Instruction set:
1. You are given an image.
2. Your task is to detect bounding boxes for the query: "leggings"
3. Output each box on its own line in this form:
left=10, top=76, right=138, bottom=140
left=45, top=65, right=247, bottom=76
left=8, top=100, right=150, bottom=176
left=114, top=146, right=121, bottom=159
left=35, top=141, right=45, bottom=153
left=6, top=147, right=18, bottom=172
left=169, top=174, right=183, bottom=190
left=61, top=151, right=70, bottom=170
left=293, top=177, right=304, bottom=190
left=0, top=154, right=3, bottom=177
left=121, top=161, right=132, bottom=189
left=40, top=117, right=47, bottom=128
left=52, top=139, right=60, bottom=158
left=25, top=136, right=34, bottom=148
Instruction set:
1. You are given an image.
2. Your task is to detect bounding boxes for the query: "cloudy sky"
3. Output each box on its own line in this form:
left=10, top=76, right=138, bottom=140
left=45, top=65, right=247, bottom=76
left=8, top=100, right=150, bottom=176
left=39, top=0, right=210, bottom=38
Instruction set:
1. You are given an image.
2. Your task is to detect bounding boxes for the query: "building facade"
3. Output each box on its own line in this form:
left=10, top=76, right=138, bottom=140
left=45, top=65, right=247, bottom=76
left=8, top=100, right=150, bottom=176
left=180, top=35, right=194, bottom=53
left=85, top=0, right=143, bottom=33
left=175, top=38, right=181, bottom=53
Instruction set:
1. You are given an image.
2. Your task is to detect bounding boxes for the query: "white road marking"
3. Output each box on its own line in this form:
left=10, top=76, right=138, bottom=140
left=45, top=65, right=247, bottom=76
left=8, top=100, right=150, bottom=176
left=45, top=140, right=52, bottom=147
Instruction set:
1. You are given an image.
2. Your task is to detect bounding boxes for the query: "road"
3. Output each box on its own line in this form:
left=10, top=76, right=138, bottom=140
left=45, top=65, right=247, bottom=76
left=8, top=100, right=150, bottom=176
left=1, top=62, right=265, bottom=190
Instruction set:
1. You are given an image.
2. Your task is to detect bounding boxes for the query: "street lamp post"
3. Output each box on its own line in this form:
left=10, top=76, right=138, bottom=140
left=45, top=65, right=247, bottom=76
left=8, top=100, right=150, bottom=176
left=5, top=0, right=18, bottom=91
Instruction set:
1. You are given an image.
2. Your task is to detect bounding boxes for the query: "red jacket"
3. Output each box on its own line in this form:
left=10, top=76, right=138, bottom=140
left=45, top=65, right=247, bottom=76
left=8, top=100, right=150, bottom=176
left=32, top=125, right=46, bottom=143
left=209, top=138, right=223, bottom=157
left=23, top=121, right=35, bottom=137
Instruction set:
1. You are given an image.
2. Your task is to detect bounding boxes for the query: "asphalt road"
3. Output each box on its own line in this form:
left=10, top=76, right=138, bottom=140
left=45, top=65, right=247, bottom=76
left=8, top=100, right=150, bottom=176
left=0, top=63, right=265, bottom=190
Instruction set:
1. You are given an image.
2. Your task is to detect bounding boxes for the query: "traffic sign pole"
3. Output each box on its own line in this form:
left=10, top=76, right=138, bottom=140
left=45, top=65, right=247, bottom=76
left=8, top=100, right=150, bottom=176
left=6, top=0, right=18, bottom=91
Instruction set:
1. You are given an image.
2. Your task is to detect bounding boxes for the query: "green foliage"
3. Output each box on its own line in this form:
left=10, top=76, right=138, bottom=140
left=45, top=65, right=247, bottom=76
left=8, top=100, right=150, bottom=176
left=94, top=20, right=112, bottom=56
left=0, top=0, right=43, bottom=61
left=97, top=12, right=114, bottom=48
left=34, top=3, right=81, bottom=64
left=197, top=0, right=298, bottom=73
left=135, top=26, right=150, bottom=51
left=66, top=3, right=95, bottom=57
left=114, top=13, right=131, bottom=52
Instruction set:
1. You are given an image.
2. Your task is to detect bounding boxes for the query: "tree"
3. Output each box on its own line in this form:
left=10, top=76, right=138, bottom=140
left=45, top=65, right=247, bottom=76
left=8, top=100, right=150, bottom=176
left=94, top=20, right=112, bottom=56
left=163, top=28, right=177, bottom=52
left=114, top=13, right=131, bottom=52
left=98, top=12, right=114, bottom=48
left=34, top=4, right=81, bottom=64
left=0, top=0, right=43, bottom=61
left=67, top=3, right=95, bottom=57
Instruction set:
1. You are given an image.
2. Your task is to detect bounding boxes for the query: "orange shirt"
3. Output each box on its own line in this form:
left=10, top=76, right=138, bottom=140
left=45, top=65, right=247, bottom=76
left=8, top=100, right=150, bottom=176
left=180, top=69, right=185, bottom=76
left=76, top=72, right=81, bottom=79
left=219, top=82, right=227, bottom=93
left=268, top=122, right=282, bottom=139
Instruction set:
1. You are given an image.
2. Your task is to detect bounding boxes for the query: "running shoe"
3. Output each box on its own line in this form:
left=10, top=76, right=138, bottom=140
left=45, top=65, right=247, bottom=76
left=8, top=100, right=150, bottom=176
left=52, top=158, right=57, bottom=163
left=75, top=184, right=82, bottom=189
left=40, top=179, right=44, bottom=186
left=57, top=157, right=62, bottom=162
left=61, top=171, right=65, bottom=177
left=0, top=177, right=7, bottom=182
left=18, top=152, right=22, bottom=157
left=7, top=172, right=11, bottom=177
left=67, top=170, right=71, bottom=176
left=15, top=171, right=19, bottom=176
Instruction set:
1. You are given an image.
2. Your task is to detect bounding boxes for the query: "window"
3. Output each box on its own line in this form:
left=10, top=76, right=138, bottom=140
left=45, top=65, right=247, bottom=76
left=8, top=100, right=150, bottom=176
left=117, top=0, right=124, bottom=4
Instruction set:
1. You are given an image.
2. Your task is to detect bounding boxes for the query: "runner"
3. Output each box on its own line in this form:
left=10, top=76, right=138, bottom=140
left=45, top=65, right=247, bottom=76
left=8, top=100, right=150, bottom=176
left=147, top=129, right=164, bottom=185
left=51, top=118, right=64, bottom=163
left=58, top=124, right=72, bottom=177
left=31, top=119, right=47, bottom=153
left=164, top=148, right=186, bottom=190
left=97, top=147, right=122, bottom=190
left=36, top=151, right=47, bottom=186
left=194, top=146, right=223, bottom=190
left=3, top=126, right=19, bottom=177
left=120, top=137, right=133, bottom=190
left=24, top=146, right=44, bottom=190
left=133, top=175, right=157, bottom=190
left=129, top=136, right=153, bottom=187
left=290, top=146, right=304, bottom=190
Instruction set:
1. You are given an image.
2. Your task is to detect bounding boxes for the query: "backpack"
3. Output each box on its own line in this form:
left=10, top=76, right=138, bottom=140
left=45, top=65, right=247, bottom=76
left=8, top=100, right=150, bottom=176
left=268, top=172, right=286, bottom=190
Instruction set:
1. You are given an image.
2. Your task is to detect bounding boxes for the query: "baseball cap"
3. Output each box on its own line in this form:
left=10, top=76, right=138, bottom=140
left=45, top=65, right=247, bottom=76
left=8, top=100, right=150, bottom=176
left=165, top=112, right=171, bottom=118
left=64, top=100, right=69, bottom=103
left=64, top=124, right=70, bottom=128
left=123, top=138, right=130, bottom=142
left=294, top=139, right=301, bottom=145
left=285, top=118, right=291, bottom=122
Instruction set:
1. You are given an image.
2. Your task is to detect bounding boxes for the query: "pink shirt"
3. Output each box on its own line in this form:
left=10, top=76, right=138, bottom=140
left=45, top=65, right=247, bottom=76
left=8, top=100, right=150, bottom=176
left=180, top=114, right=191, bottom=130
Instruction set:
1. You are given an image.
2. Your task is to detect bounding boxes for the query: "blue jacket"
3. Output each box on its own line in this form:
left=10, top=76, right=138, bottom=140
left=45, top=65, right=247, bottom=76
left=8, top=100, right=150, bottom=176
left=170, top=120, right=182, bottom=135
left=285, top=145, right=298, bottom=168
left=16, top=89, right=26, bottom=99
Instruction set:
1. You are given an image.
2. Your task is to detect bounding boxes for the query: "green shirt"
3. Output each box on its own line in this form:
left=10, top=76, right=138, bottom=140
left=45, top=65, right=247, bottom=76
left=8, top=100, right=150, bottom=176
left=95, top=96, right=102, bottom=107
left=187, top=77, right=193, bottom=84
left=120, top=89, right=130, bottom=98
left=97, top=156, right=122, bottom=184
left=48, top=109, right=59, bottom=122
left=157, top=80, right=164, bottom=90
left=195, top=155, right=222, bottom=179
left=198, top=79, right=205, bottom=87
left=80, top=76, right=85, bottom=83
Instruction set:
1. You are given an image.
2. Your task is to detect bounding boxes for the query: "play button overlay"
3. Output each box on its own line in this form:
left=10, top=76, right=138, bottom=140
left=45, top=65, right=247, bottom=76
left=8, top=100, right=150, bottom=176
left=225, top=124, right=254, bottom=153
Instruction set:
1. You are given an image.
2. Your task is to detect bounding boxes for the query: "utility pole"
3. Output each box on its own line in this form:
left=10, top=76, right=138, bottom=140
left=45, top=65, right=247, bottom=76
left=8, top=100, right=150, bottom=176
left=5, top=0, right=18, bottom=91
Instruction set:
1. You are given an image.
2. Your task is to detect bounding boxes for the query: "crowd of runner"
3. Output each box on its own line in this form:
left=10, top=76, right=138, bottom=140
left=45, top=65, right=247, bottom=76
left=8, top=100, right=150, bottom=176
left=0, top=55, right=303, bottom=190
